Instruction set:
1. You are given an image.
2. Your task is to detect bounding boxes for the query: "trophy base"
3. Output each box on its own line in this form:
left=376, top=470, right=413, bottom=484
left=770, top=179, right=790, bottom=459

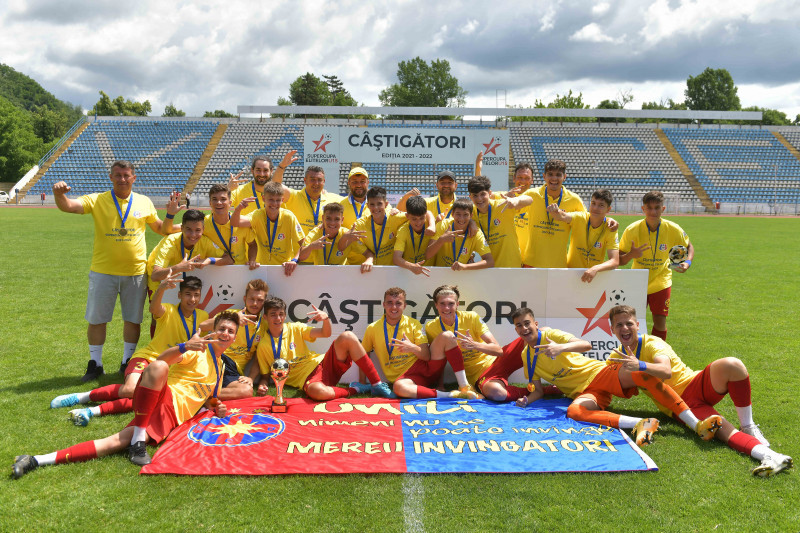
left=271, top=402, right=288, bottom=413
left=668, top=262, right=683, bottom=270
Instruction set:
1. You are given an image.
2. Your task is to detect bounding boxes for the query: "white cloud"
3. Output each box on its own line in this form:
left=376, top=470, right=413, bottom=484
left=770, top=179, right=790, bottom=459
left=460, top=19, right=480, bottom=35
left=539, top=2, right=558, bottom=31
left=592, top=2, right=610, bottom=15
left=569, top=22, right=624, bottom=43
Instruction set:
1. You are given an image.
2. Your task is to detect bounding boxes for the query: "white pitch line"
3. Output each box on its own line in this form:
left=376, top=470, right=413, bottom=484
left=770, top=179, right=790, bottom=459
left=402, top=474, right=425, bottom=533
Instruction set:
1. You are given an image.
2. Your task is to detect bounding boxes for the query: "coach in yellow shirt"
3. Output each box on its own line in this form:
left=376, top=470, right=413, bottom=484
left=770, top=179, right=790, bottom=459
left=281, top=165, right=343, bottom=235
left=52, top=160, right=176, bottom=382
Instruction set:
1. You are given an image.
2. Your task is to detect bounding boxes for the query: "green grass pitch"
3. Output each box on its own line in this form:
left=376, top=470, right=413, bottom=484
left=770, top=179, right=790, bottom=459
left=1, top=208, right=798, bottom=532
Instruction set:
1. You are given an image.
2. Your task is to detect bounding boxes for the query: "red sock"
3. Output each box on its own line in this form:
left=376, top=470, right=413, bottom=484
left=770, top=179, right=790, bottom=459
left=728, top=376, right=752, bottom=407
left=566, top=403, right=621, bottom=428
left=651, top=327, right=667, bottom=341
left=542, top=385, right=562, bottom=396
left=332, top=387, right=351, bottom=399
left=130, top=386, right=161, bottom=428
left=354, top=357, right=381, bottom=385
left=55, top=440, right=98, bottom=464
left=631, top=371, right=687, bottom=414
left=415, top=386, right=437, bottom=399
left=728, top=431, right=759, bottom=456
left=89, top=384, right=122, bottom=402
left=505, top=386, right=528, bottom=401
left=445, top=346, right=465, bottom=372
left=99, top=398, right=133, bottom=416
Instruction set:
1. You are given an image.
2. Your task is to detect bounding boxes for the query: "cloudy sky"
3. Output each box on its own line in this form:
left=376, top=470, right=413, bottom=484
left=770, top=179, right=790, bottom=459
left=3, top=0, right=800, bottom=119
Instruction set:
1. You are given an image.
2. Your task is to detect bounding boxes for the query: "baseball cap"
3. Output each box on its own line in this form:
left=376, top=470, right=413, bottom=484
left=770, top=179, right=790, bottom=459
left=437, top=170, right=456, bottom=182
left=348, top=167, right=368, bottom=179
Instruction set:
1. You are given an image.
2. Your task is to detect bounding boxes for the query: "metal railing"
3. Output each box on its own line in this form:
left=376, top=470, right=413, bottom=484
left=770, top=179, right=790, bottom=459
left=37, top=116, right=88, bottom=168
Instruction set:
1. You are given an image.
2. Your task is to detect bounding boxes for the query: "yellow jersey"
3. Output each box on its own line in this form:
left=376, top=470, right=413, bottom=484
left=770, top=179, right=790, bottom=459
left=619, top=218, right=689, bottom=293
left=146, top=234, right=225, bottom=291
left=203, top=214, right=254, bottom=265
left=523, top=185, right=586, bottom=268
left=230, top=181, right=264, bottom=217
left=303, top=225, right=350, bottom=265
left=565, top=212, right=619, bottom=268
left=255, top=322, right=324, bottom=389
left=79, top=191, right=158, bottom=276
left=425, top=195, right=456, bottom=218
left=425, top=310, right=494, bottom=384
left=223, top=307, right=263, bottom=374
left=363, top=315, right=427, bottom=383
left=493, top=190, right=531, bottom=259
left=249, top=208, right=305, bottom=265
left=393, top=223, right=433, bottom=265
left=167, top=346, right=224, bottom=425
left=431, top=218, right=490, bottom=267
left=133, top=303, right=208, bottom=363
left=351, top=212, right=409, bottom=266
left=283, top=188, right=343, bottom=235
left=473, top=198, right=522, bottom=268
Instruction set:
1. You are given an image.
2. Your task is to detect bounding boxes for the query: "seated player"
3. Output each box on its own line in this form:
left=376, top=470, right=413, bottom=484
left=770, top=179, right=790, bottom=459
left=426, top=199, right=494, bottom=270
left=607, top=305, right=792, bottom=477
left=392, top=195, right=433, bottom=276
left=205, top=184, right=257, bottom=266
left=298, top=203, right=353, bottom=265
left=550, top=189, right=620, bottom=283
left=479, top=307, right=722, bottom=446
left=467, top=176, right=528, bottom=268
left=338, top=187, right=415, bottom=273
left=619, top=190, right=694, bottom=340
left=51, top=274, right=208, bottom=426
left=358, top=288, right=464, bottom=399
left=425, top=285, right=502, bottom=399
left=254, top=297, right=394, bottom=400
left=231, top=181, right=305, bottom=276
left=12, top=311, right=243, bottom=478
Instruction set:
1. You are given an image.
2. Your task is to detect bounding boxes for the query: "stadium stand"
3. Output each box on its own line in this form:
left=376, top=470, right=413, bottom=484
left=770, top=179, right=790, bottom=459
left=24, top=118, right=800, bottom=212
left=28, top=120, right=218, bottom=198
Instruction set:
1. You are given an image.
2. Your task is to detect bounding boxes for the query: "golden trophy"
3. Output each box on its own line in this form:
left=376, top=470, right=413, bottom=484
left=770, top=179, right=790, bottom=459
left=271, top=358, right=290, bottom=413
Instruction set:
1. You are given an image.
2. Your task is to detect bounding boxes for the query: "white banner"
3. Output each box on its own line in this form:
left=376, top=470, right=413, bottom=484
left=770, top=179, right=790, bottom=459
left=167, top=266, right=647, bottom=382
left=303, top=126, right=510, bottom=191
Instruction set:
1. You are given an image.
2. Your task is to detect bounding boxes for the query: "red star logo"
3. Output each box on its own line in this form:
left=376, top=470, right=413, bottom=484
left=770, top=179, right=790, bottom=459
left=482, top=137, right=501, bottom=155
left=313, top=135, right=331, bottom=153
left=576, top=291, right=612, bottom=336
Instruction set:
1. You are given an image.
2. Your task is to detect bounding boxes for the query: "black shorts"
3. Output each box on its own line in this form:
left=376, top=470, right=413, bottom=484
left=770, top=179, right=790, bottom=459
left=221, top=354, right=242, bottom=387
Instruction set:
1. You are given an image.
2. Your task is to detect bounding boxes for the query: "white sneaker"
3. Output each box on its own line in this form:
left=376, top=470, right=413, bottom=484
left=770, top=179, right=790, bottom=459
left=752, top=452, right=793, bottom=478
left=740, top=424, right=770, bottom=447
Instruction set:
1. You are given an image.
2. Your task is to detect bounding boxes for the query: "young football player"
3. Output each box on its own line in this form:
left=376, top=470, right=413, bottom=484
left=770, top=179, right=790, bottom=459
left=298, top=203, right=352, bottom=265
left=426, top=200, right=494, bottom=270
left=392, top=195, right=434, bottom=276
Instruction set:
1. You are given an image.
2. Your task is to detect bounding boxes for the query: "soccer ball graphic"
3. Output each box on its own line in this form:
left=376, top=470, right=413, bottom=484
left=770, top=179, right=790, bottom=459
left=608, top=289, right=626, bottom=305
left=669, top=245, right=688, bottom=264
left=215, top=284, right=234, bottom=302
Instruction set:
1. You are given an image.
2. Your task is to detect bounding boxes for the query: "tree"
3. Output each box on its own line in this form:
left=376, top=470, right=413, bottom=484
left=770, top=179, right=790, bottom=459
left=741, top=106, right=791, bottom=126
left=379, top=57, right=467, bottom=119
left=509, top=90, right=591, bottom=122
left=162, top=103, right=185, bottom=117
left=685, top=67, right=740, bottom=111
left=88, top=91, right=151, bottom=116
left=276, top=73, right=373, bottom=119
left=31, top=104, right=68, bottom=143
left=203, top=109, right=236, bottom=118
left=640, top=99, right=690, bottom=124
left=596, top=99, right=624, bottom=123
left=0, top=96, right=46, bottom=181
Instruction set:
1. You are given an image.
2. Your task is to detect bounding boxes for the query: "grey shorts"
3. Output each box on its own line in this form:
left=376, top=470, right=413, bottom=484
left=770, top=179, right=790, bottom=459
left=85, top=271, right=147, bottom=325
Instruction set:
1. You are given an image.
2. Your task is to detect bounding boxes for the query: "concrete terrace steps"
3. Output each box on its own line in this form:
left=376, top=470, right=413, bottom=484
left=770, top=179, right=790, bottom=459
left=20, top=121, right=90, bottom=200
left=185, top=123, right=228, bottom=195
left=654, top=128, right=716, bottom=212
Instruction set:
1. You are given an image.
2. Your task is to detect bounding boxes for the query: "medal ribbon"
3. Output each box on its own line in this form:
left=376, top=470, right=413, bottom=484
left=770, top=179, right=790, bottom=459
left=437, top=197, right=453, bottom=218
left=371, top=216, right=387, bottom=258
left=323, top=233, right=338, bottom=265
left=383, top=316, right=401, bottom=356
left=648, top=222, right=661, bottom=264
left=111, top=191, right=133, bottom=231
left=269, top=327, right=284, bottom=361
left=180, top=235, right=195, bottom=280
left=439, top=312, right=458, bottom=338
left=350, top=196, right=366, bottom=219
left=450, top=222, right=468, bottom=263
left=584, top=217, right=606, bottom=266
left=209, top=344, right=220, bottom=399
left=478, top=203, right=492, bottom=241
left=245, top=311, right=262, bottom=352
left=306, top=192, right=321, bottom=225
left=409, top=228, right=425, bottom=262
left=178, top=305, right=197, bottom=341
left=212, top=214, right=234, bottom=256
left=526, top=330, right=543, bottom=385
left=251, top=182, right=261, bottom=209
left=622, top=334, right=643, bottom=360
left=544, top=188, right=564, bottom=224
left=266, top=215, right=278, bottom=253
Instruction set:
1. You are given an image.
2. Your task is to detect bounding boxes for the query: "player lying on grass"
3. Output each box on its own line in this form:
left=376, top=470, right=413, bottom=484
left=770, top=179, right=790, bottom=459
left=607, top=305, right=793, bottom=477
left=356, top=287, right=475, bottom=399
left=254, top=297, right=395, bottom=400
left=13, top=312, right=244, bottom=478
left=425, top=285, right=501, bottom=399
left=477, top=307, right=722, bottom=446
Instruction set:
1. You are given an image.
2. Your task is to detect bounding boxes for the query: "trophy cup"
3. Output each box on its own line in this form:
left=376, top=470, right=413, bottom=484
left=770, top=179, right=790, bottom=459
left=271, top=358, right=290, bottom=413
left=668, top=245, right=688, bottom=270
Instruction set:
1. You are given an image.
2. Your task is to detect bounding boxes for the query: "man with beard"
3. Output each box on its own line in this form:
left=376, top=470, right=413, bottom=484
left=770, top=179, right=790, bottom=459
left=229, top=151, right=296, bottom=216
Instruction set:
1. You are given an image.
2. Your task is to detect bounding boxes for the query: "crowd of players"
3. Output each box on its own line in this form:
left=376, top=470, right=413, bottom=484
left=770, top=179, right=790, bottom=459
left=11, top=152, right=792, bottom=479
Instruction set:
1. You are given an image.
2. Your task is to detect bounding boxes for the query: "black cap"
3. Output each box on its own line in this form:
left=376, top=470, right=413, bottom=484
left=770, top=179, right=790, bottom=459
left=437, top=170, right=456, bottom=182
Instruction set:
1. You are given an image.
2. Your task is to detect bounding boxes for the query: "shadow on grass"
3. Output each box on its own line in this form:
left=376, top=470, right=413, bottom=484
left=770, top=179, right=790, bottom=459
left=3, top=374, right=125, bottom=395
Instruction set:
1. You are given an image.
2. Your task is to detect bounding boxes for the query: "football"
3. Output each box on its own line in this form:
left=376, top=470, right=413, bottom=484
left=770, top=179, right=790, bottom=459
left=215, top=284, right=234, bottom=301
left=272, top=358, right=290, bottom=372
left=608, top=289, right=626, bottom=305
left=669, top=244, right=688, bottom=264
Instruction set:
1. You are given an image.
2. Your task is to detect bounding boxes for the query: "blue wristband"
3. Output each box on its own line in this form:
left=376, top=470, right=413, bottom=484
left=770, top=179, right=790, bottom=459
left=291, top=258, right=299, bottom=263
left=166, top=213, right=175, bottom=219
left=178, top=343, right=188, bottom=353
left=684, top=259, right=691, bottom=267
left=638, top=360, right=647, bottom=372
left=209, top=257, right=216, bottom=265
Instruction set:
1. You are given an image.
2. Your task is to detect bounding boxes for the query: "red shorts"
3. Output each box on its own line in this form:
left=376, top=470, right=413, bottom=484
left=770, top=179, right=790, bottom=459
left=476, top=348, right=524, bottom=390
left=678, top=364, right=725, bottom=421
left=397, top=358, right=447, bottom=388
left=576, top=365, right=638, bottom=410
left=303, top=343, right=351, bottom=390
left=647, top=287, right=671, bottom=317
left=124, top=357, right=151, bottom=378
left=126, top=385, right=179, bottom=444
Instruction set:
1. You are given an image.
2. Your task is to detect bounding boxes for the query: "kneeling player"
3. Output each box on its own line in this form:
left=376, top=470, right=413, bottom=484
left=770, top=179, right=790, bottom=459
left=50, top=274, right=208, bottom=425
left=254, top=297, right=394, bottom=400
left=608, top=305, right=792, bottom=477
left=13, top=312, right=242, bottom=478
left=478, top=307, right=722, bottom=446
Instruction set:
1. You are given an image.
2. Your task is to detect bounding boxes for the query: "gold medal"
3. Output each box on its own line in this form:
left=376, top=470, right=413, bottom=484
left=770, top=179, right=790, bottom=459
left=527, top=382, right=536, bottom=392
left=118, top=228, right=128, bottom=236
